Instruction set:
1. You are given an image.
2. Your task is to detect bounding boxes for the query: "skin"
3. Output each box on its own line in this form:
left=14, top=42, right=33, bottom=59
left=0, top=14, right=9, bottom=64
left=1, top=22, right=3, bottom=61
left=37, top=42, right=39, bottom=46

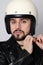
left=35, top=34, right=43, bottom=50
left=10, top=18, right=43, bottom=54
left=10, top=18, right=31, bottom=41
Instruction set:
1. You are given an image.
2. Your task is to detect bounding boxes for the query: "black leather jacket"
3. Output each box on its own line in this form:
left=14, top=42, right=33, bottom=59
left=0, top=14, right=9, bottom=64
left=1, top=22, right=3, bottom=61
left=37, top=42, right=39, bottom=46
left=0, top=36, right=43, bottom=65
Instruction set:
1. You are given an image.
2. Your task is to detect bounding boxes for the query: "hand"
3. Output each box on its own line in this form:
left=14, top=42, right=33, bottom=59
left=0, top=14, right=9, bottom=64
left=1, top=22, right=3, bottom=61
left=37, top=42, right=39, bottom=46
left=23, top=35, right=33, bottom=54
left=35, top=34, right=43, bottom=50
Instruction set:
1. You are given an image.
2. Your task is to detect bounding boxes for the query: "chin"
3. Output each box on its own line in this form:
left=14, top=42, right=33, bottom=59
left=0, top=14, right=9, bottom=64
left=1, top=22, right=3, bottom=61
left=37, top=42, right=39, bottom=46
left=15, top=35, right=26, bottom=41
left=13, top=33, right=29, bottom=41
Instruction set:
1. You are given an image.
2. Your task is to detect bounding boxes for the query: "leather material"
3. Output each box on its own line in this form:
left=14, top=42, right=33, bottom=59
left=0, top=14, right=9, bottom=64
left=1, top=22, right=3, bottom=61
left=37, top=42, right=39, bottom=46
left=0, top=36, right=43, bottom=65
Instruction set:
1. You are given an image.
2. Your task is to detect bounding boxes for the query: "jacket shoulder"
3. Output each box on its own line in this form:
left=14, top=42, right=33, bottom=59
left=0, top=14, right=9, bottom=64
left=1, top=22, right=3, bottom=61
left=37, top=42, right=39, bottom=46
left=0, top=38, right=12, bottom=53
left=0, top=37, right=12, bottom=47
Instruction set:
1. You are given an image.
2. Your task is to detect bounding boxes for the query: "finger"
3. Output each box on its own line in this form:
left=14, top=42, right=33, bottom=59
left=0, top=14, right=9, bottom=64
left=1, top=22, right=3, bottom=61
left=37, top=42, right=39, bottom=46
left=25, top=35, right=33, bottom=40
left=33, top=37, right=37, bottom=42
left=33, top=36, right=43, bottom=43
left=36, top=34, right=43, bottom=42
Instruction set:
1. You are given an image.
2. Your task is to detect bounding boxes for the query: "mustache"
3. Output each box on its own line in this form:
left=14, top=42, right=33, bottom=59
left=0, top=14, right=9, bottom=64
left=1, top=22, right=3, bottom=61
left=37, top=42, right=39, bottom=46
left=13, top=29, right=24, bottom=33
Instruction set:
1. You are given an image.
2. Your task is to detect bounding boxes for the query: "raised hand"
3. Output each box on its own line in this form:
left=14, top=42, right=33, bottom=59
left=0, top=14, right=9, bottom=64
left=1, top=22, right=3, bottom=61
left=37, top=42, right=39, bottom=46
left=23, top=35, right=33, bottom=54
left=34, top=34, right=43, bottom=50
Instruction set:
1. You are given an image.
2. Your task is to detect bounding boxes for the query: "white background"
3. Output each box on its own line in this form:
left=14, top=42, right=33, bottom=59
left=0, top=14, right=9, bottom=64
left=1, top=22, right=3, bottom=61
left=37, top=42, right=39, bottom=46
left=0, top=0, right=43, bottom=41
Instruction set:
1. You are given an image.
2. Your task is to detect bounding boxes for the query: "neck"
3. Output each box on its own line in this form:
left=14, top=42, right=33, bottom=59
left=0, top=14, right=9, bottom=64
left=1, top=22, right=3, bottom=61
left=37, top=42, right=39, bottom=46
left=17, top=40, right=24, bottom=49
left=17, top=40, right=24, bottom=46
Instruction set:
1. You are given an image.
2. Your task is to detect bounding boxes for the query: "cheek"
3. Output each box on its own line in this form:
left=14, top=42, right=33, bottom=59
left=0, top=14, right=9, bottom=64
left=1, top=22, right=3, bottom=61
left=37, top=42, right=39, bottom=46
left=22, top=24, right=31, bottom=34
left=10, top=24, right=16, bottom=33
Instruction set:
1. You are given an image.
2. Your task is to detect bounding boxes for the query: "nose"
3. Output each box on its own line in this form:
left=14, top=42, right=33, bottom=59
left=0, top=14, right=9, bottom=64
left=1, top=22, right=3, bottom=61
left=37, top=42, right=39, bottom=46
left=16, top=22, right=21, bottom=29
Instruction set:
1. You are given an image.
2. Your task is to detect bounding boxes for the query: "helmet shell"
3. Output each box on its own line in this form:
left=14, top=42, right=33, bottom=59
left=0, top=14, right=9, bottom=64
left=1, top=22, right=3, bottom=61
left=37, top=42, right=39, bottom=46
left=5, top=0, right=38, bottom=35
left=5, top=0, right=38, bottom=21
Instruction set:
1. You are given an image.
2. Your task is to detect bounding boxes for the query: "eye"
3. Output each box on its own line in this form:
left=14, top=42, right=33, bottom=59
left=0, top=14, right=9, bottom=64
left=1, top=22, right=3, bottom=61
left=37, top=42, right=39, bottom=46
left=21, top=18, right=28, bottom=23
left=11, top=21, right=16, bottom=24
left=10, top=19, right=16, bottom=24
left=22, top=20, right=27, bottom=23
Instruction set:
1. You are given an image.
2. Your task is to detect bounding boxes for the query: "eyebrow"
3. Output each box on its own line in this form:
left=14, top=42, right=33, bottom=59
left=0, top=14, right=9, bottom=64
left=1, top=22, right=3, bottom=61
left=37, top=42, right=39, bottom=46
left=20, top=18, right=29, bottom=20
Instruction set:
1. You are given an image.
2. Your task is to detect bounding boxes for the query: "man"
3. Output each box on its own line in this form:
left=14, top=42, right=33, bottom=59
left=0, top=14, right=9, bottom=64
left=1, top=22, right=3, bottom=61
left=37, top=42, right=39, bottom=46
left=0, top=0, right=43, bottom=65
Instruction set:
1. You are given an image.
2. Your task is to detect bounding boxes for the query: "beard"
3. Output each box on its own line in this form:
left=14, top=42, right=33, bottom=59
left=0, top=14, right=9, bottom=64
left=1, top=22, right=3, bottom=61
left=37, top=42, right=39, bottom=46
left=14, top=34, right=26, bottom=41
left=12, top=30, right=29, bottom=41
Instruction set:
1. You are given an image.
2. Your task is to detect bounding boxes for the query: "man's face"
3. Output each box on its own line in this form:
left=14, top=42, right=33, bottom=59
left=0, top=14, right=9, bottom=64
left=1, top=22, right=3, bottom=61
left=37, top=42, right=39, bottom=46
left=10, top=18, right=31, bottom=41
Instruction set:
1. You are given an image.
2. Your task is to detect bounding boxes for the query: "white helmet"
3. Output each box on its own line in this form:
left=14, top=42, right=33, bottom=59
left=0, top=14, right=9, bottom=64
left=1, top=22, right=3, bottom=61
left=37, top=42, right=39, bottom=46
left=5, top=0, right=38, bottom=21
left=5, top=0, right=38, bottom=35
